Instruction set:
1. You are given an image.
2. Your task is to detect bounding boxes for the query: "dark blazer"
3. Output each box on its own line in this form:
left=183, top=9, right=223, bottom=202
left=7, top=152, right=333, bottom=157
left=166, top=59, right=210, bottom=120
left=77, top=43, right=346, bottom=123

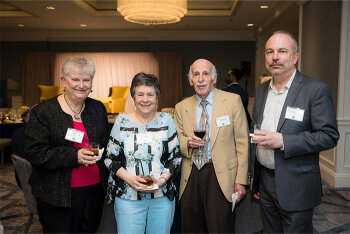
left=24, top=96, right=110, bottom=207
left=251, top=70, right=339, bottom=211
left=223, top=83, right=251, bottom=126
left=223, top=83, right=249, bottom=109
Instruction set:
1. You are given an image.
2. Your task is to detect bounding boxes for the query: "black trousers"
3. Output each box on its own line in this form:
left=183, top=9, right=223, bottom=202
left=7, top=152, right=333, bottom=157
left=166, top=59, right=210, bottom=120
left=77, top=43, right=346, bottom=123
left=180, top=163, right=235, bottom=233
left=36, top=183, right=104, bottom=233
left=259, top=165, right=314, bottom=233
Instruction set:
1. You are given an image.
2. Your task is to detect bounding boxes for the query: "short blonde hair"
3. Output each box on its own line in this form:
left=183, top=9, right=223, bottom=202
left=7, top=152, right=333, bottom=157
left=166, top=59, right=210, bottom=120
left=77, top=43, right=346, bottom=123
left=61, top=56, right=95, bottom=79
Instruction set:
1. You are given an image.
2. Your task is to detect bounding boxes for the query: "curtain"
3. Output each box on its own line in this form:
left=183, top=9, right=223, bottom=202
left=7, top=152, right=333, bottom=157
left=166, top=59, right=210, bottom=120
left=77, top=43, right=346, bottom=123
left=22, top=52, right=182, bottom=112
left=21, top=52, right=54, bottom=105
left=155, top=52, right=182, bottom=109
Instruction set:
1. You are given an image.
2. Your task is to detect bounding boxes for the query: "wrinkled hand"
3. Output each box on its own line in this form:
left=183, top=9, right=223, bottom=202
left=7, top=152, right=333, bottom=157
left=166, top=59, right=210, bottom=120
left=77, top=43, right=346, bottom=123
left=126, top=175, right=149, bottom=191
left=188, top=134, right=205, bottom=149
left=252, top=131, right=283, bottom=149
left=234, top=183, right=246, bottom=203
left=77, top=149, right=95, bottom=167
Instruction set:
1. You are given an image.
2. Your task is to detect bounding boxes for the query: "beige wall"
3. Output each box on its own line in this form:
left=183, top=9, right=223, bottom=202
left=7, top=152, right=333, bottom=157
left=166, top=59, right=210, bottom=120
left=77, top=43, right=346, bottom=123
left=301, top=0, right=341, bottom=110
left=254, top=4, right=299, bottom=92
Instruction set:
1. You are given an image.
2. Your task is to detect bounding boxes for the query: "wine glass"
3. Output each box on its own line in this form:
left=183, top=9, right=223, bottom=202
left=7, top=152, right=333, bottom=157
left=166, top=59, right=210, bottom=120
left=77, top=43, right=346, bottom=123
left=193, top=122, right=207, bottom=155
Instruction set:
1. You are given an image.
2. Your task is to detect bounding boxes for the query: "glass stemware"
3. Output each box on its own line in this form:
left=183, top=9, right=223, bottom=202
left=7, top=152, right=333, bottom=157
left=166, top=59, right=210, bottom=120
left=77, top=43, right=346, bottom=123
left=193, top=122, right=207, bottom=156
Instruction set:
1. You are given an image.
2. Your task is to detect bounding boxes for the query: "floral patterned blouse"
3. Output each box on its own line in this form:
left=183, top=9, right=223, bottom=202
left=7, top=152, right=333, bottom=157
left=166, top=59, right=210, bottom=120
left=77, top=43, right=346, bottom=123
left=105, top=112, right=181, bottom=201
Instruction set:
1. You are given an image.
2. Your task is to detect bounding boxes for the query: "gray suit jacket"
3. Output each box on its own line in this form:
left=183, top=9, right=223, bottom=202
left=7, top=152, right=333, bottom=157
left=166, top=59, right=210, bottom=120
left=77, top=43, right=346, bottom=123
left=251, top=70, right=339, bottom=211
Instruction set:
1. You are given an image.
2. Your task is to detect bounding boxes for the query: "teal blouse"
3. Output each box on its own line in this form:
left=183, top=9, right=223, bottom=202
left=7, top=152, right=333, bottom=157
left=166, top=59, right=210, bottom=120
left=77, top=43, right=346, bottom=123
left=105, top=112, right=181, bottom=201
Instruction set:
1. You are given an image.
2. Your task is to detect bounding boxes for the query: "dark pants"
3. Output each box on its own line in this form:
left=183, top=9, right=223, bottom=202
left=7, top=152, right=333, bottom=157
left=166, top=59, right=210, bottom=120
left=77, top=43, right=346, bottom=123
left=36, top=183, right=104, bottom=233
left=259, top=165, right=314, bottom=233
left=180, top=163, right=235, bottom=233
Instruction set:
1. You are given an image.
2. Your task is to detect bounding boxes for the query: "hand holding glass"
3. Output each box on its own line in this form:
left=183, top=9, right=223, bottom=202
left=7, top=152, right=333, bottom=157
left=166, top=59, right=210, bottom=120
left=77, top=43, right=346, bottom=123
left=84, top=142, right=99, bottom=156
left=194, top=123, right=206, bottom=155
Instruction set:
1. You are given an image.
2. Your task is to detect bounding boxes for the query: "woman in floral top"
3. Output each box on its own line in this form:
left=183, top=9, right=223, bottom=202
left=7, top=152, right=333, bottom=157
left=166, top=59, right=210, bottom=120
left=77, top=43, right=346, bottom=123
left=105, top=72, right=181, bottom=233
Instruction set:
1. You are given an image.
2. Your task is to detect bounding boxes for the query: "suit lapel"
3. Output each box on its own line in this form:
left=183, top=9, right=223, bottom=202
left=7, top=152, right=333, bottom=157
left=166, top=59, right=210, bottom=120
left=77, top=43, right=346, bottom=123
left=255, top=83, right=270, bottom=128
left=184, top=95, right=197, bottom=136
left=277, top=70, right=303, bottom=131
left=211, top=88, right=227, bottom=149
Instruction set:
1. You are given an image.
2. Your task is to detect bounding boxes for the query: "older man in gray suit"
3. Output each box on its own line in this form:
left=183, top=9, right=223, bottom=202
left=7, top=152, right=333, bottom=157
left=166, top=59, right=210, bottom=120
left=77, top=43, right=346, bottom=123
left=251, top=31, right=339, bottom=233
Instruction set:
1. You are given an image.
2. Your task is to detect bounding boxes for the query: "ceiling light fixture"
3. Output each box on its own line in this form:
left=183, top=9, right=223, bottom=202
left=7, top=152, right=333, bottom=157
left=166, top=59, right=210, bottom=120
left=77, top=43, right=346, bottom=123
left=260, top=5, right=269, bottom=9
left=46, top=6, right=55, bottom=10
left=80, top=24, right=87, bottom=27
left=117, top=0, right=187, bottom=25
left=247, top=24, right=254, bottom=27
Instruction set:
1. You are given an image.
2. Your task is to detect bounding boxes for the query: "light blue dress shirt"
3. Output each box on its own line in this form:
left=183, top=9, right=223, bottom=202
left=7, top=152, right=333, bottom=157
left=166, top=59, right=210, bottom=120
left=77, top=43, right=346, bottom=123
left=196, top=90, right=213, bottom=159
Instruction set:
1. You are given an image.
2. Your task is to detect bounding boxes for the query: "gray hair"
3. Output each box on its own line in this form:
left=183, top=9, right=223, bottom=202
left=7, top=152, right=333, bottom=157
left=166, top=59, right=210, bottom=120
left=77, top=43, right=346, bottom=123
left=188, top=64, right=217, bottom=81
left=130, top=72, right=161, bottom=99
left=272, top=30, right=298, bottom=54
left=61, top=56, right=95, bottom=79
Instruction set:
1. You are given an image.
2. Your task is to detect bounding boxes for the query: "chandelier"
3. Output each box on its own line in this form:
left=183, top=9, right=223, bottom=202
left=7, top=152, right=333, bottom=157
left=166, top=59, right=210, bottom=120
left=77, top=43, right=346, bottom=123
left=117, top=0, right=187, bottom=25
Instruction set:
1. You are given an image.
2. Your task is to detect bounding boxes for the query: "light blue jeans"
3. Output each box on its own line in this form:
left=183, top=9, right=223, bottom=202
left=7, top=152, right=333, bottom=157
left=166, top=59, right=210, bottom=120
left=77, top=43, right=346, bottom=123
left=114, top=196, right=175, bottom=234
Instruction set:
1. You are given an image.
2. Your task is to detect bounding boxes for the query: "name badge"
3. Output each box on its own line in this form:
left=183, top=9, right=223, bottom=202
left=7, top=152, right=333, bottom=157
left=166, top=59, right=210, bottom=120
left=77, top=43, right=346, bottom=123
left=137, top=132, right=152, bottom=144
left=216, top=115, right=230, bottom=127
left=65, top=128, right=84, bottom=143
left=285, top=106, right=304, bottom=122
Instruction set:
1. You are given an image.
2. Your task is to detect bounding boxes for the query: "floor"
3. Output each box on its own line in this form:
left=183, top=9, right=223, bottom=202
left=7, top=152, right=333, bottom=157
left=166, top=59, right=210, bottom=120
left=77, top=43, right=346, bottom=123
left=1, top=162, right=350, bottom=233
left=0, top=163, right=41, bottom=233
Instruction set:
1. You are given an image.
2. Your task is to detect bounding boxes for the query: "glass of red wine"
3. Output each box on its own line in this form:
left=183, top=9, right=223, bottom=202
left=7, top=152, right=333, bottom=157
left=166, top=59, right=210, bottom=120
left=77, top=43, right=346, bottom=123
left=194, top=122, right=206, bottom=155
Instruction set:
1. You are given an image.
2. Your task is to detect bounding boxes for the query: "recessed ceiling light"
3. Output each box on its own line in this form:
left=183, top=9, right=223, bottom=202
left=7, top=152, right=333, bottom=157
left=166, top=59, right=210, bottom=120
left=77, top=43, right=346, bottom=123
left=18, top=24, right=24, bottom=27
left=247, top=24, right=254, bottom=27
left=80, top=24, right=87, bottom=27
left=46, top=6, right=55, bottom=10
left=260, top=5, right=269, bottom=9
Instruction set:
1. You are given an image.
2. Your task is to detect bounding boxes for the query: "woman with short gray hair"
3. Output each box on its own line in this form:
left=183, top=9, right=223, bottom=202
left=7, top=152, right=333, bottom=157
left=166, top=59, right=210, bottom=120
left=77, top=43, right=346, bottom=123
left=25, top=56, right=109, bottom=233
left=105, top=72, right=181, bottom=233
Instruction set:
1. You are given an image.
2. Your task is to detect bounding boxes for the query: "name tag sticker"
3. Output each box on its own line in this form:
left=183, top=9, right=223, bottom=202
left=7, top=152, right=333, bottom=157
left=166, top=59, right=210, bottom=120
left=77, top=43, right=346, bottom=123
left=65, top=128, right=84, bottom=143
left=137, top=132, right=152, bottom=144
left=216, top=115, right=230, bottom=127
left=285, top=106, right=304, bottom=122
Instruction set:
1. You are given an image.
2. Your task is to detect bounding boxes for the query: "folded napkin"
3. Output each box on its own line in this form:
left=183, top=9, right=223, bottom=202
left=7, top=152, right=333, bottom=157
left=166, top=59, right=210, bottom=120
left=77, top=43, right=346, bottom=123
left=94, top=148, right=104, bottom=162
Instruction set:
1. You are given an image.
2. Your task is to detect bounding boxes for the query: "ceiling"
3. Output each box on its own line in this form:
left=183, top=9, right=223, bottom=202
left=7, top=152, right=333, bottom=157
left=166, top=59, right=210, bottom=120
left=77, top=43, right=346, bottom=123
left=0, top=0, right=302, bottom=41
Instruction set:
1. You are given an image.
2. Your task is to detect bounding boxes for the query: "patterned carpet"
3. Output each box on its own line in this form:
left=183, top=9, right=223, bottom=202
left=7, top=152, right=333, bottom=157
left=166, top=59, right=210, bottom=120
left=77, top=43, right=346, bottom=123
left=0, top=164, right=41, bottom=233
left=1, top=162, right=349, bottom=233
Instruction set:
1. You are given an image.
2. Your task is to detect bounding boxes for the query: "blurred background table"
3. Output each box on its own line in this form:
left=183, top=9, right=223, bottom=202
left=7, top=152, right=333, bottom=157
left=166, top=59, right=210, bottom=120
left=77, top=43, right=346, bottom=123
left=0, top=123, right=24, bottom=138
left=0, top=123, right=24, bottom=166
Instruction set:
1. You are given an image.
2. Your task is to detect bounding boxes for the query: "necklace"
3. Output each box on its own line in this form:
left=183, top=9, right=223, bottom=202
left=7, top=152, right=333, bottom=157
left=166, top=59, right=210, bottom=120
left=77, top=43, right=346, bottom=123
left=63, top=94, right=84, bottom=120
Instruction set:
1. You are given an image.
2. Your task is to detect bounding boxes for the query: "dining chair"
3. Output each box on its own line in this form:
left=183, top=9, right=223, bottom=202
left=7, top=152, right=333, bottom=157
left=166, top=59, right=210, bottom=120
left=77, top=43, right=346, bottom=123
left=38, top=85, right=61, bottom=103
left=11, top=154, right=38, bottom=233
left=98, top=86, right=130, bottom=114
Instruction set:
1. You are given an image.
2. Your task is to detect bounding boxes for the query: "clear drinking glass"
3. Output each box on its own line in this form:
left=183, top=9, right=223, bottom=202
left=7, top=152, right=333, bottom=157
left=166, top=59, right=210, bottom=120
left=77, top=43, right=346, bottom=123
left=84, top=142, right=99, bottom=156
left=193, top=122, right=206, bottom=155
left=89, top=142, right=99, bottom=156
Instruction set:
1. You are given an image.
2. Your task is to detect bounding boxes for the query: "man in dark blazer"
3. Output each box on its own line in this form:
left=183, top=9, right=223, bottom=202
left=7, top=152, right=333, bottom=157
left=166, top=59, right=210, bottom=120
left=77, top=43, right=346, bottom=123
left=251, top=31, right=339, bottom=233
left=223, top=68, right=251, bottom=127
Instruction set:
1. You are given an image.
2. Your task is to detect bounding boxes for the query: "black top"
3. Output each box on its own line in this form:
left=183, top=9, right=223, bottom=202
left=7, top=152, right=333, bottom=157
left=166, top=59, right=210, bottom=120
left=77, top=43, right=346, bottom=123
left=24, top=96, right=110, bottom=207
left=12, top=125, right=25, bottom=157
left=223, top=83, right=251, bottom=127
